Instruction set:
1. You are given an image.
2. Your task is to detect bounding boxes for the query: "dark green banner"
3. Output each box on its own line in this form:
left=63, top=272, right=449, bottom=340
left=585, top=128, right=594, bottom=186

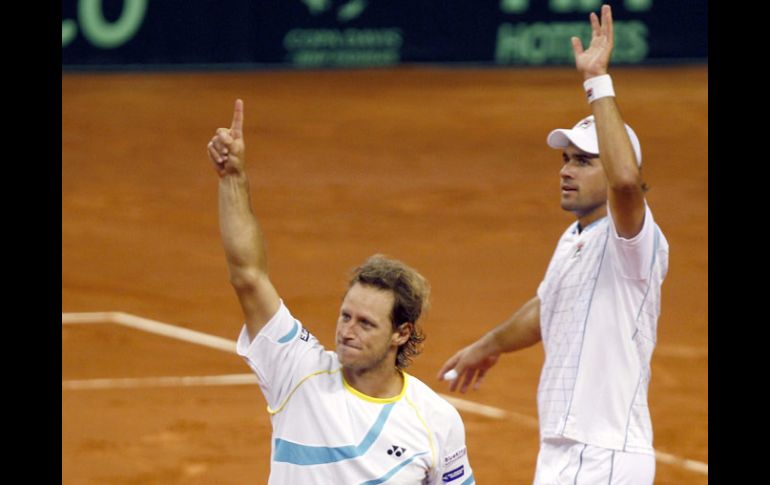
left=62, top=1, right=707, bottom=69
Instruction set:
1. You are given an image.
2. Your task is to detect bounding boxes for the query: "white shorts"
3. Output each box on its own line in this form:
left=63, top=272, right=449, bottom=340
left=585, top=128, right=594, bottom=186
left=533, top=437, right=655, bottom=485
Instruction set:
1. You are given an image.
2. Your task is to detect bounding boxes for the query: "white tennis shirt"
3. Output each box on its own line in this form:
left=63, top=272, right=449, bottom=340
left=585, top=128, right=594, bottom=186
left=236, top=302, right=475, bottom=484
left=536, top=203, right=669, bottom=454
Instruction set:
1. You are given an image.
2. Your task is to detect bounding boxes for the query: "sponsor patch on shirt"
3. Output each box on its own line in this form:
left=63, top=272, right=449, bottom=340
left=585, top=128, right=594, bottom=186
left=442, top=446, right=467, bottom=467
left=442, top=465, right=464, bottom=483
left=300, top=327, right=309, bottom=341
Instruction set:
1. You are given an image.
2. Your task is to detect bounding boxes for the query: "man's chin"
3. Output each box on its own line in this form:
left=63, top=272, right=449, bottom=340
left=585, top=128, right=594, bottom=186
left=336, top=348, right=358, bottom=366
left=560, top=200, right=577, bottom=211
left=560, top=202, right=585, bottom=216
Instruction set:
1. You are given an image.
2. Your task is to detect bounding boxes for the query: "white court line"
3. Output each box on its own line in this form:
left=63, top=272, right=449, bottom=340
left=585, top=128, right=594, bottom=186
left=655, top=345, right=708, bottom=359
left=62, top=312, right=708, bottom=475
left=62, top=373, right=258, bottom=390
left=63, top=311, right=235, bottom=353
left=442, top=395, right=537, bottom=426
left=59, top=371, right=522, bottom=421
left=62, top=312, right=124, bottom=324
left=654, top=450, right=709, bottom=475
left=440, top=395, right=509, bottom=420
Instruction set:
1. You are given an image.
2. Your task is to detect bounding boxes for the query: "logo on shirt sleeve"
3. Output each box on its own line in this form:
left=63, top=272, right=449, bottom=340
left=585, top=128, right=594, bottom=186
left=300, top=327, right=309, bottom=341
left=442, top=465, right=464, bottom=482
left=442, top=446, right=467, bottom=467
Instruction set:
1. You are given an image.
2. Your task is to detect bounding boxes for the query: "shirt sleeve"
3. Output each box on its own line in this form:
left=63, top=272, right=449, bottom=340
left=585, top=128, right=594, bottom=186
left=235, top=300, right=335, bottom=410
left=606, top=202, right=660, bottom=280
left=429, top=407, right=475, bottom=485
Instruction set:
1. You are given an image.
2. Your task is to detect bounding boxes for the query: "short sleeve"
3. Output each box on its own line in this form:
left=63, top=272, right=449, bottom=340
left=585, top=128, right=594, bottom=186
left=607, top=203, right=659, bottom=280
left=430, top=408, right=475, bottom=485
left=235, top=300, right=335, bottom=410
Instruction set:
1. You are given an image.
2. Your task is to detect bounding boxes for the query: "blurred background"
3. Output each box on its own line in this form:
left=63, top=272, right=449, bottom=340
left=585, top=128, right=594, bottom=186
left=62, top=0, right=706, bottom=70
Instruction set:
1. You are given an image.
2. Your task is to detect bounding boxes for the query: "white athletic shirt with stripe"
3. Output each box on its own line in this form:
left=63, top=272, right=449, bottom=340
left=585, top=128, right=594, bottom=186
left=535, top=202, right=669, bottom=454
left=236, top=302, right=475, bottom=485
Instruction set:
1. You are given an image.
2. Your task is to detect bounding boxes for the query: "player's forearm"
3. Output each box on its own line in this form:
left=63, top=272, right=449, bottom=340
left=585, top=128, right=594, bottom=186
left=592, top=97, right=641, bottom=191
left=483, top=296, right=541, bottom=354
left=218, top=172, right=268, bottom=286
left=591, top=94, right=646, bottom=238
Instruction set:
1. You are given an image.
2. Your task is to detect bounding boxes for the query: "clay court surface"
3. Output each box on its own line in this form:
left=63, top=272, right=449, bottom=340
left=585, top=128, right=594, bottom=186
left=62, top=66, right=707, bottom=484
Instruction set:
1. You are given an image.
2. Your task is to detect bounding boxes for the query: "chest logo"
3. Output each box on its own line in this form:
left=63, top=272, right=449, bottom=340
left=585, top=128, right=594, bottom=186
left=572, top=241, right=585, bottom=258
left=387, top=445, right=406, bottom=457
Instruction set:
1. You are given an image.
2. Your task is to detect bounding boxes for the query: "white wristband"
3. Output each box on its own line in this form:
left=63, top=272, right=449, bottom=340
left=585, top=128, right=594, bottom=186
left=583, top=74, right=614, bottom=103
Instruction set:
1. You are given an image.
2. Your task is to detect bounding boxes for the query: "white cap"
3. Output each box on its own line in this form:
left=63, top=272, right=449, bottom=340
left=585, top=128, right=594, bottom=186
left=546, top=115, right=642, bottom=166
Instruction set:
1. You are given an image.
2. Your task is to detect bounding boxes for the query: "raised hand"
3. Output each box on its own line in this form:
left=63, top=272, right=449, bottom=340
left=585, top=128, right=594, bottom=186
left=571, top=4, right=614, bottom=80
left=207, top=99, right=246, bottom=177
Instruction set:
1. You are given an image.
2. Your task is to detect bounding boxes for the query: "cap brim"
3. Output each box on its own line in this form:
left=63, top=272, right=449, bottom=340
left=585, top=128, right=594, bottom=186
left=547, top=129, right=599, bottom=155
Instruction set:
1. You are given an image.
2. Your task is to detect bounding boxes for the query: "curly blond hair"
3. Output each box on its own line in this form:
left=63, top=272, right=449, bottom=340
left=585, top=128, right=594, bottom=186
left=348, top=254, right=430, bottom=369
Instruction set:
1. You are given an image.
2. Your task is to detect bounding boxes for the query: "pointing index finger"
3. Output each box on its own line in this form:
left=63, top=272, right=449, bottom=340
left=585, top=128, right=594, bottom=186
left=230, top=98, right=244, bottom=139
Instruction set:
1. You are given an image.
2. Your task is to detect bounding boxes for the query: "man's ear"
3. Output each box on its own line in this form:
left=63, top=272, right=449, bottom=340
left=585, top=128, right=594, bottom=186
left=393, top=322, right=413, bottom=346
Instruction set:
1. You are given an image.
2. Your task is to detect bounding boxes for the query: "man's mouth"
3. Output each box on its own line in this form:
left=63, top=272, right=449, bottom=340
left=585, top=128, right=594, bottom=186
left=338, top=341, right=359, bottom=350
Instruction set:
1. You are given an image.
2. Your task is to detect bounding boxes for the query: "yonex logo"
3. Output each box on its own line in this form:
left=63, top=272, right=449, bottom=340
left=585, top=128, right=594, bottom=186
left=387, top=445, right=406, bottom=457
left=442, top=464, right=464, bottom=482
left=300, top=327, right=310, bottom=341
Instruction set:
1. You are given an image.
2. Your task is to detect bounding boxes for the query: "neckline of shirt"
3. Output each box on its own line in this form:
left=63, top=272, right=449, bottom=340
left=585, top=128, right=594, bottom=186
left=342, top=371, right=410, bottom=404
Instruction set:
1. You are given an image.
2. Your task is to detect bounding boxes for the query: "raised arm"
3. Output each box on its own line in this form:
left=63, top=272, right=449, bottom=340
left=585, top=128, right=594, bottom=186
left=207, top=99, right=280, bottom=340
left=572, top=4, right=645, bottom=238
left=437, top=296, right=541, bottom=393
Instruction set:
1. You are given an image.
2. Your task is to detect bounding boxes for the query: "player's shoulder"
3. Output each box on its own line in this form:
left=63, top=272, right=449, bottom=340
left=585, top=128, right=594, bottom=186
left=405, top=374, right=463, bottom=422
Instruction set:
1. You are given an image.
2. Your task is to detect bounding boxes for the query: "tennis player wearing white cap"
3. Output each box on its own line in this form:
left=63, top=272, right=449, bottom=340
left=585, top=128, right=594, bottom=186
left=437, top=5, right=669, bottom=484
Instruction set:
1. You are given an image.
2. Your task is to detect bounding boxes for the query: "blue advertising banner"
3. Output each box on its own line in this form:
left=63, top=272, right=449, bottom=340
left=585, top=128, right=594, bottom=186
left=62, top=1, right=707, bottom=70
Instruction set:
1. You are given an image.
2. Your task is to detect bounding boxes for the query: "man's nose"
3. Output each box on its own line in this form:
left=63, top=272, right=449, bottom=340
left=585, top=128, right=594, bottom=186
left=339, top=320, right=355, bottom=339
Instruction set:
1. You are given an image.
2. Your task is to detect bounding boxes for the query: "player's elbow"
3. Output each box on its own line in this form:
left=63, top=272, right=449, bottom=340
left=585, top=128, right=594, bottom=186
left=609, top=173, right=642, bottom=193
left=228, top=267, right=264, bottom=292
